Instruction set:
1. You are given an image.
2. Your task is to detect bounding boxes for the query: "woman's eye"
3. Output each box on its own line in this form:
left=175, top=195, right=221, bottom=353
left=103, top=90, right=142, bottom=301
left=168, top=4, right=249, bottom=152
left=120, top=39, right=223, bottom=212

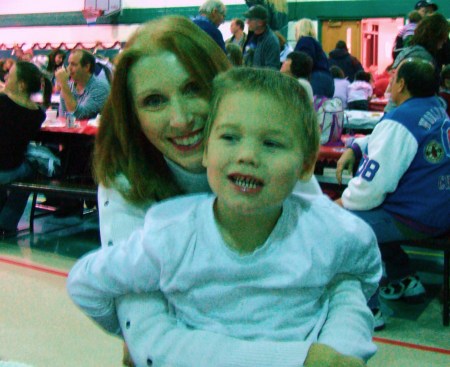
left=141, top=94, right=167, bottom=108
left=184, top=82, right=202, bottom=96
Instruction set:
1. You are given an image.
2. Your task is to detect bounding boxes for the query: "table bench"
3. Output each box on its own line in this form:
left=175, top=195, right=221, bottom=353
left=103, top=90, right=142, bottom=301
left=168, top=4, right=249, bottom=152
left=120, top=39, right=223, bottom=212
left=2, top=177, right=97, bottom=233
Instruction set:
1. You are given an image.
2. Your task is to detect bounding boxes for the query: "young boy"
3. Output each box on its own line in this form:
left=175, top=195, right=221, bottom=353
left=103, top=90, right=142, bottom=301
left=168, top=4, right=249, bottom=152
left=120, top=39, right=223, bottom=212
left=68, top=68, right=381, bottom=365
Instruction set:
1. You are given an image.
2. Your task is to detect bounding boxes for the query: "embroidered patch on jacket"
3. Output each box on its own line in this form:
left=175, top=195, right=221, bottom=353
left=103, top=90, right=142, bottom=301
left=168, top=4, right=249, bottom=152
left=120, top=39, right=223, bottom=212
left=424, top=140, right=444, bottom=163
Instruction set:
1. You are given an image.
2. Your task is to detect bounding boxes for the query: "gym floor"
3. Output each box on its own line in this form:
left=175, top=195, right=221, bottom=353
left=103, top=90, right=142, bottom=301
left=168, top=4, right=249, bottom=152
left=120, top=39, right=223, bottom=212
left=0, top=198, right=449, bottom=367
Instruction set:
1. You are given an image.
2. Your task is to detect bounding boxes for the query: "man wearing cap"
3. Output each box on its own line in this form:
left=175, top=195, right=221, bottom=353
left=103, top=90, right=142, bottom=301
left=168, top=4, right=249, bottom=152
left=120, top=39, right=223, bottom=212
left=243, top=5, right=280, bottom=69
left=415, top=0, right=438, bottom=17
left=192, top=0, right=227, bottom=52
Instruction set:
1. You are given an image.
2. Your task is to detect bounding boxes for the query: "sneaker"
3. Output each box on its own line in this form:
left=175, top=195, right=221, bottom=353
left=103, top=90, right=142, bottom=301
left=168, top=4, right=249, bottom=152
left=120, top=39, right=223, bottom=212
left=372, top=308, right=385, bottom=331
left=379, top=275, right=426, bottom=303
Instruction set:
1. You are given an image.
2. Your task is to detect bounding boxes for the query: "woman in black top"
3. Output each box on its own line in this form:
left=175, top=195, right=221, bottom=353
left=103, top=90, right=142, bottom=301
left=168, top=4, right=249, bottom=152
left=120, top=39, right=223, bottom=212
left=0, top=61, right=51, bottom=235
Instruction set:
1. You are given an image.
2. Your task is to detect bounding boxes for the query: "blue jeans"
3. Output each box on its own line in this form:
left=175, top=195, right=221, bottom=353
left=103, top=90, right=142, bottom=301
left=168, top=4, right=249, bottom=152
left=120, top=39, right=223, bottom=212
left=349, top=207, right=414, bottom=280
left=349, top=207, right=413, bottom=310
left=0, top=162, right=33, bottom=231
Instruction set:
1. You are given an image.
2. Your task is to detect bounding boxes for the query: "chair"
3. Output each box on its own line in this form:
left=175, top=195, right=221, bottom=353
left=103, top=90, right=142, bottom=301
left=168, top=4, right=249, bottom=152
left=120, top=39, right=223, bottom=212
left=386, top=232, right=450, bottom=326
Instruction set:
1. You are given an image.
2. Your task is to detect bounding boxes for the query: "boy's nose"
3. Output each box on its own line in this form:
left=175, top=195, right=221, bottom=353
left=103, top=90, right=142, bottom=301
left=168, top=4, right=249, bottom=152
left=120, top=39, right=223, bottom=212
left=237, top=143, right=260, bottom=166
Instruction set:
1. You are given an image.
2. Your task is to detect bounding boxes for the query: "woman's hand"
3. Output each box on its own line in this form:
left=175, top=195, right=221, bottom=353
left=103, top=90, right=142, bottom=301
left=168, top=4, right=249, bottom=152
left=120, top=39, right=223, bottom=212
left=304, top=343, right=366, bottom=367
left=336, top=148, right=356, bottom=185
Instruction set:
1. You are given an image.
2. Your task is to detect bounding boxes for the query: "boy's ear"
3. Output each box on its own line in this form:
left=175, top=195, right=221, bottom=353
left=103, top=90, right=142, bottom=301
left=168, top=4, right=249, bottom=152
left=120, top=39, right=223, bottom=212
left=297, top=159, right=316, bottom=181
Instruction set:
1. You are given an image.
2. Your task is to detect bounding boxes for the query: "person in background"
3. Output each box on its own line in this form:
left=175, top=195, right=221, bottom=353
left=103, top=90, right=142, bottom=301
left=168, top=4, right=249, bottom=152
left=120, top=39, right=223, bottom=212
left=243, top=5, right=280, bottom=69
left=280, top=51, right=314, bottom=102
left=56, top=49, right=110, bottom=120
left=21, top=49, right=34, bottom=62
left=384, top=12, right=449, bottom=112
left=245, top=0, right=288, bottom=35
left=328, top=40, right=363, bottom=82
left=373, top=64, right=393, bottom=98
left=392, top=10, right=422, bottom=60
left=347, top=71, right=373, bottom=110
left=0, top=58, right=15, bottom=83
left=192, top=0, right=227, bottom=52
left=53, top=49, right=110, bottom=216
left=335, top=58, right=450, bottom=330
left=414, top=0, right=437, bottom=17
left=439, top=64, right=450, bottom=115
left=225, top=18, right=247, bottom=51
left=0, top=62, right=52, bottom=235
left=226, top=43, right=244, bottom=66
left=68, top=67, right=380, bottom=367
left=45, top=49, right=66, bottom=92
left=275, top=30, right=293, bottom=63
left=91, top=15, right=377, bottom=367
left=294, top=18, right=334, bottom=98
left=330, top=65, right=350, bottom=109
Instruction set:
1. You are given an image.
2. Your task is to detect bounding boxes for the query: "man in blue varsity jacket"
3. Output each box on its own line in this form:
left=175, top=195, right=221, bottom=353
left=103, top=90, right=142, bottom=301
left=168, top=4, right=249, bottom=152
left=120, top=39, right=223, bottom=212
left=335, top=58, right=450, bottom=329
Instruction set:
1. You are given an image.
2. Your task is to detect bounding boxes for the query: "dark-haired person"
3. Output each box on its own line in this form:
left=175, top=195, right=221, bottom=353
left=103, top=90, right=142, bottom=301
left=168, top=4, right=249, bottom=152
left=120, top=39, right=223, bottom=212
left=414, top=0, right=437, bottom=17
left=328, top=40, right=363, bottom=82
left=336, top=58, right=450, bottom=329
left=392, top=12, right=448, bottom=92
left=243, top=5, right=280, bottom=69
left=56, top=49, right=110, bottom=120
left=280, top=51, right=313, bottom=102
left=0, top=62, right=52, bottom=235
left=226, top=18, right=247, bottom=51
left=54, top=49, right=110, bottom=216
left=347, top=71, right=373, bottom=110
left=46, top=49, right=66, bottom=91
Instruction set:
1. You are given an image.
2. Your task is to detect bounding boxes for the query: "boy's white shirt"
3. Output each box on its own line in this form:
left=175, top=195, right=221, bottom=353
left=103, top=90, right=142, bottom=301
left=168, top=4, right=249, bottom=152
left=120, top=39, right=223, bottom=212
left=80, top=175, right=378, bottom=367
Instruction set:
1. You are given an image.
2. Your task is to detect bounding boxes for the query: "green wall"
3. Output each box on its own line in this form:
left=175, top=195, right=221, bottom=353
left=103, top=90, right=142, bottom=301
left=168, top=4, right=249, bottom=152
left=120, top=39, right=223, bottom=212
left=0, top=1, right=449, bottom=27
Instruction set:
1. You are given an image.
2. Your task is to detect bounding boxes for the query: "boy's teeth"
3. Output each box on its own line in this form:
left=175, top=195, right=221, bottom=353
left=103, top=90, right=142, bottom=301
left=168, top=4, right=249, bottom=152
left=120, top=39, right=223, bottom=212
left=173, top=131, right=202, bottom=146
left=234, top=177, right=260, bottom=189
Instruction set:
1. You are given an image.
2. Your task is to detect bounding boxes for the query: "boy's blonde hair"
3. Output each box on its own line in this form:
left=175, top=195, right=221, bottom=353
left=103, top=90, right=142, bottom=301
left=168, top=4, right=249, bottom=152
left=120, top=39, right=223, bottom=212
left=205, top=67, right=319, bottom=177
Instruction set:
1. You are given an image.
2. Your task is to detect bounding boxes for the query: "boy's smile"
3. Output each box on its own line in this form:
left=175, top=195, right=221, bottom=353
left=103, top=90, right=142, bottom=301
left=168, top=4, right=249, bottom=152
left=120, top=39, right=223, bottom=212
left=204, top=91, right=305, bottom=218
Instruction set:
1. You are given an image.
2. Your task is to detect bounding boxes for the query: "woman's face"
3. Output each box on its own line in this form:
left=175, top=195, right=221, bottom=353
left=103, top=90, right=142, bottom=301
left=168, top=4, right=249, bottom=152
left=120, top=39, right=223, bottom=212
left=129, top=51, right=209, bottom=173
left=55, top=54, right=64, bottom=66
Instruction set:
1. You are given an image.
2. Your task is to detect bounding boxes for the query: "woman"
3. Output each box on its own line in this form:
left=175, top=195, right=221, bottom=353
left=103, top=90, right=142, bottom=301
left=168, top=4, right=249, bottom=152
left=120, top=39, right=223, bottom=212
left=294, top=18, right=334, bottom=98
left=45, top=48, right=66, bottom=91
left=0, top=62, right=51, bottom=235
left=384, top=12, right=449, bottom=112
left=93, top=16, right=374, bottom=367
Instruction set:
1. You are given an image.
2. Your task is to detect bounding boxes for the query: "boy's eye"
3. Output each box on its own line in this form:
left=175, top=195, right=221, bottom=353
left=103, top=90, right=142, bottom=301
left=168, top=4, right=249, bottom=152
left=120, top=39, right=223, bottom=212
left=141, top=94, right=168, bottom=109
left=184, top=81, right=202, bottom=96
left=263, top=140, right=283, bottom=148
left=220, top=133, right=238, bottom=142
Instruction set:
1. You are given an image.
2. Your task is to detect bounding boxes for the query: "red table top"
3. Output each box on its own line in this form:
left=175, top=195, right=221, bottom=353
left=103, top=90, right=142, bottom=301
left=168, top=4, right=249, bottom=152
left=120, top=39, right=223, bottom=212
left=40, top=118, right=98, bottom=136
left=369, top=98, right=388, bottom=112
left=318, top=134, right=364, bottom=161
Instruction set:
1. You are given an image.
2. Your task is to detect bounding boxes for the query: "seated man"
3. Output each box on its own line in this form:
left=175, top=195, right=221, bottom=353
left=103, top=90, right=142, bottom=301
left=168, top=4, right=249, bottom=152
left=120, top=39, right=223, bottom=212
left=56, top=49, right=110, bottom=120
left=335, top=58, right=450, bottom=327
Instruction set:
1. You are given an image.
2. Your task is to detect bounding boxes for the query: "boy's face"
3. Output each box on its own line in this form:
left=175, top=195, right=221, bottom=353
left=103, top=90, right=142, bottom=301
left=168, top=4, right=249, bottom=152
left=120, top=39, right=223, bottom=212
left=203, top=91, right=305, bottom=217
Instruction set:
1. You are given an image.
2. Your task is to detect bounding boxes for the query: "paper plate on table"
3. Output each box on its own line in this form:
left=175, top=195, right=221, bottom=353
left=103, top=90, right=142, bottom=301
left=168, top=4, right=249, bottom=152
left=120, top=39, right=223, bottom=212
left=42, top=119, right=65, bottom=127
left=87, top=114, right=101, bottom=127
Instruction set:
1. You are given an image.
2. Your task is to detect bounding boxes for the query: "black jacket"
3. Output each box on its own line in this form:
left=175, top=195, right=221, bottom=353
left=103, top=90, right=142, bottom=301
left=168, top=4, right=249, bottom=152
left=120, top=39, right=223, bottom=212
left=328, top=48, right=363, bottom=82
